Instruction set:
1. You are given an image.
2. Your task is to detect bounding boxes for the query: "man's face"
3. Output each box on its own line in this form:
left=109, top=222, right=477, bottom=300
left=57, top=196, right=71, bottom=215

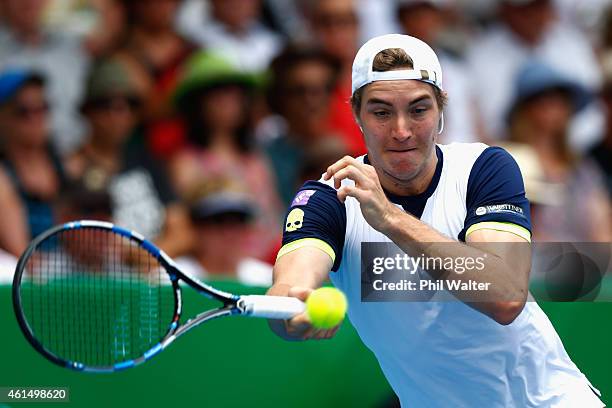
left=358, top=80, right=440, bottom=186
left=86, top=95, right=139, bottom=147
left=0, top=83, right=49, bottom=147
left=133, top=0, right=181, bottom=30
left=501, top=0, right=554, bottom=44
left=210, top=0, right=261, bottom=31
left=4, top=0, right=48, bottom=34
left=310, top=0, right=359, bottom=63
left=282, top=60, right=334, bottom=130
left=398, top=4, right=445, bottom=46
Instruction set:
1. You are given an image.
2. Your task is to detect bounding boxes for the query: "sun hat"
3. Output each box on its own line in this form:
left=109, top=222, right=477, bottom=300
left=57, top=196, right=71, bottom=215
left=174, top=52, right=259, bottom=112
left=507, top=60, right=592, bottom=121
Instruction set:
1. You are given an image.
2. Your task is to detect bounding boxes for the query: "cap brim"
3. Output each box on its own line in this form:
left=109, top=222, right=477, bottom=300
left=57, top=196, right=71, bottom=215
left=507, top=80, right=592, bottom=123
left=189, top=192, right=256, bottom=221
left=174, top=73, right=259, bottom=112
left=0, top=71, right=45, bottom=105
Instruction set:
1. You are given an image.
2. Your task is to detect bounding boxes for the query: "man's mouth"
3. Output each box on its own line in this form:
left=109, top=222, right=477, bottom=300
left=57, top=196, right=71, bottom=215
left=387, top=147, right=417, bottom=153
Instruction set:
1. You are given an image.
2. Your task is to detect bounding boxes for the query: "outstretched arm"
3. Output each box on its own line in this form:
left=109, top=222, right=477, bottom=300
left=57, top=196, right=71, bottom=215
left=266, top=180, right=347, bottom=340
left=266, top=246, right=333, bottom=341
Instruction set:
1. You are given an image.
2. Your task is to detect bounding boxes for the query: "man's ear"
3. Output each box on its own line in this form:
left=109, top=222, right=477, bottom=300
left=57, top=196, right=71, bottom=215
left=353, top=110, right=363, bottom=133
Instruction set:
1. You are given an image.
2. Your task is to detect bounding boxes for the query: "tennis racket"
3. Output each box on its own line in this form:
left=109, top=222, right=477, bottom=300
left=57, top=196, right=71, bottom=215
left=12, top=220, right=304, bottom=373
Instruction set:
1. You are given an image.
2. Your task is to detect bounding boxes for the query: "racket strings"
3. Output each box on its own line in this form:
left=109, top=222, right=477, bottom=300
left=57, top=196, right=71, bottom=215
left=19, top=228, right=175, bottom=368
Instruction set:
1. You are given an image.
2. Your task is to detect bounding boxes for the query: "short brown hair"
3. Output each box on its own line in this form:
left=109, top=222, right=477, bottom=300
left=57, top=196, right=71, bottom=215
left=350, top=48, right=448, bottom=116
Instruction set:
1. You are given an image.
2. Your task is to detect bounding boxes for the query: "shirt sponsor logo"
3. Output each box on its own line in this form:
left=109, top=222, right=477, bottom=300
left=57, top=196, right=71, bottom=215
left=291, top=190, right=316, bottom=207
left=475, top=204, right=524, bottom=217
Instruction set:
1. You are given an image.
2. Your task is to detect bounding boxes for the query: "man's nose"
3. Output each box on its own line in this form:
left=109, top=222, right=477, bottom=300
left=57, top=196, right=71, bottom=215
left=391, top=114, right=412, bottom=141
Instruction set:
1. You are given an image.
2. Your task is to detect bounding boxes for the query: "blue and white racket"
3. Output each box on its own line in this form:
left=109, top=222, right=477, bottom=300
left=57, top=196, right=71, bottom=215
left=12, top=220, right=304, bottom=373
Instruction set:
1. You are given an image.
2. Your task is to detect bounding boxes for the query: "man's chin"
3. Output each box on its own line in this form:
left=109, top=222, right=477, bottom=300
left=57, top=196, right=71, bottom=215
left=382, top=165, right=418, bottom=183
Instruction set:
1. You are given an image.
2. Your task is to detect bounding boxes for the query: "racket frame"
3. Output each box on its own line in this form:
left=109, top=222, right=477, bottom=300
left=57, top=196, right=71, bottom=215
left=13, top=220, right=247, bottom=373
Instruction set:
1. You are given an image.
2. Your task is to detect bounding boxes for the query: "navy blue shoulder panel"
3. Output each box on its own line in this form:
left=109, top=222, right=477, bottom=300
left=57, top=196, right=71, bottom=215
left=459, top=146, right=531, bottom=241
left=282, top=181, right=346, bottom=271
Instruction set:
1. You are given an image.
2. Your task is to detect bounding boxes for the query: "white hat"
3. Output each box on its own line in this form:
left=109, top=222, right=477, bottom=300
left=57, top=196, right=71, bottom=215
left=351, top=34, right=443, bottom=96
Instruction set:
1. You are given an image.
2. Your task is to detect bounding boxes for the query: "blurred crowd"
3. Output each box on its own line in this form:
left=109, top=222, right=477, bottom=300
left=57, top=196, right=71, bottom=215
left=0, top=0, right=610, bottom=283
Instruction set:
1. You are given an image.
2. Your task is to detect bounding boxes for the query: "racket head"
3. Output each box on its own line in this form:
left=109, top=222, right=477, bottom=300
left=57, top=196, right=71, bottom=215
left=12, top=220, right=185, bottom=372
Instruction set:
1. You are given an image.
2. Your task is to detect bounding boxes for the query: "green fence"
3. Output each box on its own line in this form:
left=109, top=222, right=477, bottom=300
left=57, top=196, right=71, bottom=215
left=1, top=283, right=609, bottom=407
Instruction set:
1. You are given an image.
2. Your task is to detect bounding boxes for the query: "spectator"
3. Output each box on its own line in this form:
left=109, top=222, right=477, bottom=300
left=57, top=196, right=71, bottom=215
left=54, top=180, right=114, bottom=224
left=588, top=52, right=612, bottom=198
left=178, top=0, right=283, bottom=72
left=0, top=0, right=123, bottom=153
left=303, top=0, right=366, bottom=155
left=174, top=178, right=273, bottom=286
left=0, top=69, right=65, bottom=253
left=396, top=0, right=480, bottom=143
left=263, top=45, right=343, bottom=205
left=466, top=0, right=602, bottom=148
left=64, top=58, right=192, bottom=257
left=117, top=0, right=197, bottom=158
left=0, top=247, right=17, bottom=284
left=506, top=61, right=610, bottom=241
left=0, top=165, right=27, bottom=256
left=170, top=51, right=282, bottom=260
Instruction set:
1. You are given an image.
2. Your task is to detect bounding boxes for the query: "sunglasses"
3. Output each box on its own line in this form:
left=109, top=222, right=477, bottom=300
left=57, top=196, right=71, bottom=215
left=314, top=13, right=358, bottom=29
left=11, top=102, right=50, bottom=119
left=285, top=83, right=334, bottom=98
left=89, top=96, right=141, bottom=112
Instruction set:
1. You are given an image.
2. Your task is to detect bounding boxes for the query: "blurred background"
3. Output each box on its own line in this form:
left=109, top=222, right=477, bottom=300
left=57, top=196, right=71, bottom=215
left=0, top=0, right=610, bottom=406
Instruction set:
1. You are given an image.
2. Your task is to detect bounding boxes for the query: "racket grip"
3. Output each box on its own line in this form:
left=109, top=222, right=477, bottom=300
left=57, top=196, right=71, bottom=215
left=239, top=295, right=306, bottom=319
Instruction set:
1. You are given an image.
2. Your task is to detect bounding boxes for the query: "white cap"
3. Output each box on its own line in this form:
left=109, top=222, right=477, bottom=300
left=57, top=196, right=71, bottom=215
left=351, top=34, right=443, bottom=96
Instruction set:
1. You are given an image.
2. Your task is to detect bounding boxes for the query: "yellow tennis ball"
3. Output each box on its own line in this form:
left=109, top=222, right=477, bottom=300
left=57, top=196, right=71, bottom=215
left=306, top=287, right=348, bottom=329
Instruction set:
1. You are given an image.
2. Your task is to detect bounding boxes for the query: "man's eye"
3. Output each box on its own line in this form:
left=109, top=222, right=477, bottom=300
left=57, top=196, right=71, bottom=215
left=412, top=107, right=428, bottom=115
left=373, top=111, right=390, bottom=118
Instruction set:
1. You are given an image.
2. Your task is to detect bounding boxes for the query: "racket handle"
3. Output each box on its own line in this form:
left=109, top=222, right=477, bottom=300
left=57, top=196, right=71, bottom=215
left=239, top=295, right=306, bottom=319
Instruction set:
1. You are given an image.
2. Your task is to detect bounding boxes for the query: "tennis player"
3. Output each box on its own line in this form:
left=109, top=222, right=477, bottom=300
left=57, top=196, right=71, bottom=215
left=267, top=34, right=605, bottom=407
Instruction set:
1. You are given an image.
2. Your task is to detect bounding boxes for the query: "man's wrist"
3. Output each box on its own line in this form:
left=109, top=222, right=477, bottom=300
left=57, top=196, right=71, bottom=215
left=380, top=205, right=406, bottom=237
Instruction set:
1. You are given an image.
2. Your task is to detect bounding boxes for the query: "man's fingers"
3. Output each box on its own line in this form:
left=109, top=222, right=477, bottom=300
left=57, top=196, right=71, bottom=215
left=324, top=156, right=361, bottom=181
left=331, top=164, right=370, bottom=189
left=285, top=312, right=311, bottom=336
left=337, top=185, right=363, bottom=202
left=288, top=286, right=313, bottom=301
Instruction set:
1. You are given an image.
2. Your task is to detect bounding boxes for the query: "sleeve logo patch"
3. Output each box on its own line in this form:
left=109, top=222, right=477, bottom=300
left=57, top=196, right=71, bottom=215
left=475, top=204, right=524, bottom=217
left=291, top=189, right=316, bottom=207
left=286, top=208, right=305, bottom=232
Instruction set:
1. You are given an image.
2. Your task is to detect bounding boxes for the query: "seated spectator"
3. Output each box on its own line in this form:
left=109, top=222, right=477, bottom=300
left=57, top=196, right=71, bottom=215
left=589, top=52, right=612, bottom=198
left=0, top=165, right=27, bottom=256
left=54, top=180, right=114, bottom=224
left=175, top=178, right=272, bottom=287
left=117, top=0, right=197, bottom=158
left=178, top=0, right=283, bottom=72
left=505, top=61, right=610, bottom=242
left=65, top=58, right=191, bottom=257
left=0, top=247, right=17, bottom=284
left=0, top=69, right=65, bottom=252
left=170, top=52, right=282, bottom=260
left=0, top=0, right=123, bottom=153
left=303, top=0, right=366, bottom=155
left=263, top=45, right=343, bottom=205
left=467, top=0, right=602, bottom=147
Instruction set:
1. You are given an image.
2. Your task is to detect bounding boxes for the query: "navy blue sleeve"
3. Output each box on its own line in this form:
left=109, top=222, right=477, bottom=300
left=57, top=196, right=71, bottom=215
left=281, top=181, right=346, bottom=271
left=458, top=147, right=532, bottom=241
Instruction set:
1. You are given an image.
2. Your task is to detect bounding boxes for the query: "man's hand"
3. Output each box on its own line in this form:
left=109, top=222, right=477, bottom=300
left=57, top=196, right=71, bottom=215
left=286, top=287, right=341, bottom=340
left=267, top=286, right=341, bottom=341
left=324, top=156, right=398, bottom=233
